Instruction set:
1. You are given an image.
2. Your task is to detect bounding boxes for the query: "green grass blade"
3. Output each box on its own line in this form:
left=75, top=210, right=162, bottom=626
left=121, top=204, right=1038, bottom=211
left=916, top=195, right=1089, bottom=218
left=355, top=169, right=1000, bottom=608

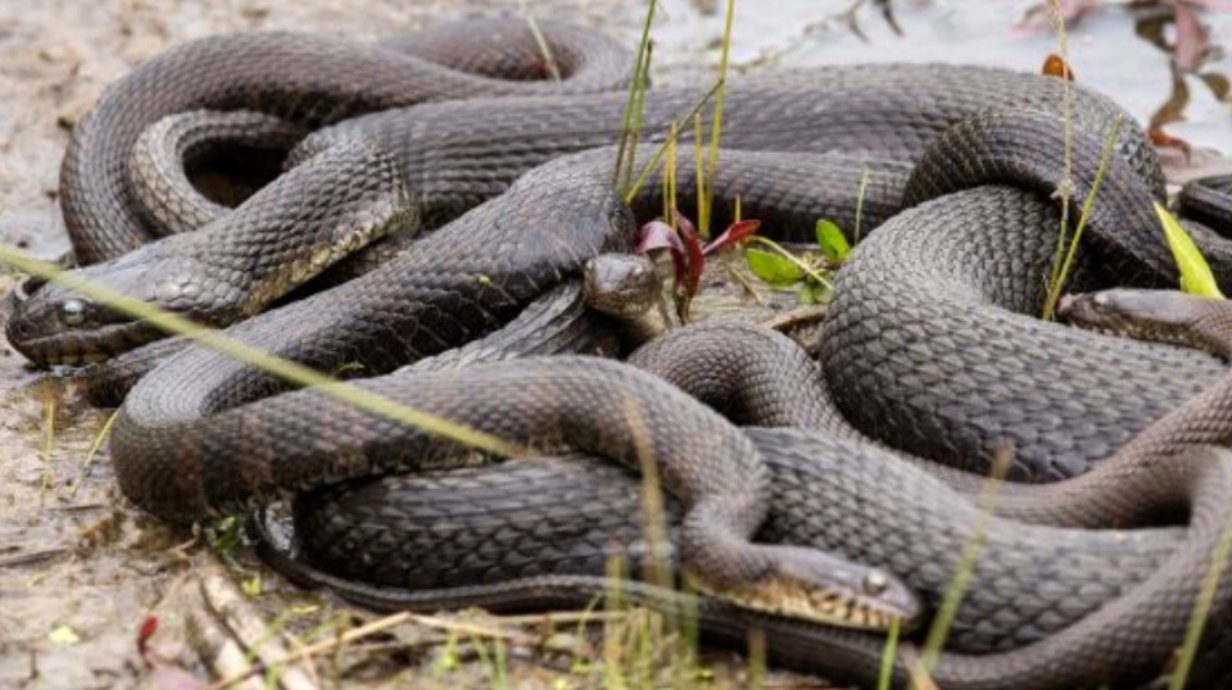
left=876, top=617, right=901, bottom=690
left=1169, top=474, right=1232, bottom=690
left=1041, top=113, right=1124, bottom=320
left=1155, top=202, right=1225, bottom=298
left=613, top=0, right=657, bottom=190
left=0, top=246, right=526, bottom=459
left=700, top=0, right=736, bottom=237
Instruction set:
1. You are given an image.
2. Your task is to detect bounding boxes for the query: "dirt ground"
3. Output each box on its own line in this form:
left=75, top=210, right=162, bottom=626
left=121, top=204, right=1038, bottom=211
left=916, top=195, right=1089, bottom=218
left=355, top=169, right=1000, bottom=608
left=1, top=1, right=1230, bottom=689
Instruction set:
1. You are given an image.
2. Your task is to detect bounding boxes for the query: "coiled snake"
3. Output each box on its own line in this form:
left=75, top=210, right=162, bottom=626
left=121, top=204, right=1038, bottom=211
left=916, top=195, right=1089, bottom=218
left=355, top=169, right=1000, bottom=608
left=6, top=16, right=1232, bottom=690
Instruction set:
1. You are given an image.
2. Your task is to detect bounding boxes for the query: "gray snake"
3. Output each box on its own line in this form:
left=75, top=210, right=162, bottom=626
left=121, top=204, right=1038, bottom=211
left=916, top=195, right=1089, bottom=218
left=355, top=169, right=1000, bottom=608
left=5, top=16, right=1232, bottom=690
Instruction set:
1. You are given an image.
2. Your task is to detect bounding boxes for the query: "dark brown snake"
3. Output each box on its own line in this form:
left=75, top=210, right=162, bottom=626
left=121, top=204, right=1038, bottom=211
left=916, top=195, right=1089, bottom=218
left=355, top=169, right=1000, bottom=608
left=6, top=16, right=1232, bottom=690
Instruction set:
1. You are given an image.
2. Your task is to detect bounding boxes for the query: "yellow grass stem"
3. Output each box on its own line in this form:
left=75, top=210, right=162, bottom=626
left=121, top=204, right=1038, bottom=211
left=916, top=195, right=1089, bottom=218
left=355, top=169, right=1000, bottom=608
left=916, top=444, right=1012, bottom=683
left=0, top=246, right=526, bottom=460
left=623, top=82, right=723, bottom=206
left=1169, top=473, right=1232, bottom=690
left=876, top=617, right=902, bottom=690
left=613, top=0, right=658, bottom=190
left=700, top=0, right=737, bottom=237
left=1041, top=113, right=1124, bottom=320
left=67, top=409, right=120, bottom=499
left=1044, top=0, right=1075, bottom=306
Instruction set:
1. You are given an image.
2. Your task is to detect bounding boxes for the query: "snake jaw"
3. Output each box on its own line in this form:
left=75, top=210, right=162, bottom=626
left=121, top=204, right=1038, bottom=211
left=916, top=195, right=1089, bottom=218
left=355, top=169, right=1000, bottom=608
left=4, top=247, right=215, bottom=366
left=687, top=544, right=922, bottom=631
left=1060, top=288, right=1229, bottom=356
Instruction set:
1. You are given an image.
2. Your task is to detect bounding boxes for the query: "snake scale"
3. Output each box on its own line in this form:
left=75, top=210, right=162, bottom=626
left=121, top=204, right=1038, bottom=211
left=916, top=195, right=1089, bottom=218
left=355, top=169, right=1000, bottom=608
left=6, top=16, right=1232, bottom=690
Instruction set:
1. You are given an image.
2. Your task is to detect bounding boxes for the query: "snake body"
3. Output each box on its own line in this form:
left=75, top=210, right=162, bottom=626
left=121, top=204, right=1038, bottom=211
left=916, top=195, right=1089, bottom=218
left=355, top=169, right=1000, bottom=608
left=6, top=17, right=1232, bottom=690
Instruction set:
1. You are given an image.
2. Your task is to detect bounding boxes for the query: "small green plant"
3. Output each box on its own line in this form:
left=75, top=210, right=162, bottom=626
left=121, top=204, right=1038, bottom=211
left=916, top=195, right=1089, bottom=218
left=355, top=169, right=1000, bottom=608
left=741, top=217, right=852, bottom=305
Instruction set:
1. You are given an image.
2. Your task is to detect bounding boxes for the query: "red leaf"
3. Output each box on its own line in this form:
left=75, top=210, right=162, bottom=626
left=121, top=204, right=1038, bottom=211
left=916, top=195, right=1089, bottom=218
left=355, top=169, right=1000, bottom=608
left=1149, top=125, right=1193, bottom=161
left=671, top=210, right=705, bottom=300
left=702, top=220, right=762, bottom=256
left=636, top=220, right=688, bottom=288
left=137, top=615, right=159, bottom=661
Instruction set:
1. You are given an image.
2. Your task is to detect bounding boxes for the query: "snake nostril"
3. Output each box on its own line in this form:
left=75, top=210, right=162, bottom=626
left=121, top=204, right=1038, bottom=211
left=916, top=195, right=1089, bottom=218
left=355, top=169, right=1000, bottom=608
left=11, top=276, right=46, bottom=304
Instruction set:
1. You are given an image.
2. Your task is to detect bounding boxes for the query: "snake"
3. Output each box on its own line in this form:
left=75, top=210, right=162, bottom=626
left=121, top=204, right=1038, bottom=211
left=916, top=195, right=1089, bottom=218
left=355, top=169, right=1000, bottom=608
left=258, top=289, right=1232, bottom=689
left=5, top=16, right=1232, bottom=690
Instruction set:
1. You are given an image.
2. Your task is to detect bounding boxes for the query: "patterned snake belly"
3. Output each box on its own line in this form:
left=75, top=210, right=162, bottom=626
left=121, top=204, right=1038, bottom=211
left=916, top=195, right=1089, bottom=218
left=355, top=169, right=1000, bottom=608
left=6, top=16, right=1232, bottom=690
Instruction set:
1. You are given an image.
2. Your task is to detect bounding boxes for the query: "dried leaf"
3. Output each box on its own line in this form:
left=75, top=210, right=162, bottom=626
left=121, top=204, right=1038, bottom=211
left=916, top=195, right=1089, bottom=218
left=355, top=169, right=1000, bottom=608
left=636, top=219, right=687, bottom=288
left=672, top=210, right=705, bottom=301
left=1173, top=1, right=1211, bottom=73
left=1041, top=53, right=1076, bottom=81
left=1198, top=71, right=1230, bottom=100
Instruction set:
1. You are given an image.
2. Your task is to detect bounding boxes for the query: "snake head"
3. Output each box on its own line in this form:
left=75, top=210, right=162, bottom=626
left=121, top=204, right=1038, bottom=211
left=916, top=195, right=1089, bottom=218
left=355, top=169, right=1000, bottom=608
left=5, top=248, right=205, bottom=367
left=688, top=544, right=922, bottom=632
left=583, top=253, right=661, bottom=318
left=1059, top=288, right=1229, bottom=356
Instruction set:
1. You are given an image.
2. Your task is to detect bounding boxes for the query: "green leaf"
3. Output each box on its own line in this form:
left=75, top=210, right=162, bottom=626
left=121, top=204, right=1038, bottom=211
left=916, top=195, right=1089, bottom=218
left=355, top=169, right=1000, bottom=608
left=1154, top=202, right=1224, bottom=298
left=746, top=247, right=804, bottom=287
left=806, top=279, right=834, bottom=304
left=815, top=219, right=851, bottom=264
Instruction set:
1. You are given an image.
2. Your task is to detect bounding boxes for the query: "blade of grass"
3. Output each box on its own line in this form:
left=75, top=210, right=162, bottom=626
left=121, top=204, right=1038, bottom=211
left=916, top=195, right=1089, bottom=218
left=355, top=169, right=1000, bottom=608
left=613, top=0, right=657, bottom=189
left=853, top=167, right=871, bottom=244
left=699, top=0, right=737, bottom=237
left=519, top=5, right=561, bottom=81
left=694, top=113, right=706, bottom=235
left=1168, top=463, right=1232, bottom=690
left=876, top=617, right=902, bottom=690
left=1041, top=113, right=1125, bottom=320
left=916, top=443, right=1012, bottom=683
left=1044, top=0, right=1075, bottom=300
left=622, top=41, right=655, bottom=195
left=623, top=81, right=723, bottom=205
left=1155, top=202, right=1225, bottom=298
left=67, top=409, right=120, bottom=500
left=0, top=246, right=525, bottom=459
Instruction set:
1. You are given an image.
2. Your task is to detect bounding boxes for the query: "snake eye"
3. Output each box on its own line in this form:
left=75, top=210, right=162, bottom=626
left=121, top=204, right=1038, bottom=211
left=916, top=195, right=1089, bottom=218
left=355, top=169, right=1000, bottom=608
left=58, top=298, right=89, bottom=326
left=862, top=569, right=890, bottom=596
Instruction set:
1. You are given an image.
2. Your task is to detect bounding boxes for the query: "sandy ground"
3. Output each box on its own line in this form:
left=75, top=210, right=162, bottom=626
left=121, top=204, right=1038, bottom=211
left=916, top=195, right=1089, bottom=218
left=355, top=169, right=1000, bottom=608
left=1, top=1, right=1230, bottom=689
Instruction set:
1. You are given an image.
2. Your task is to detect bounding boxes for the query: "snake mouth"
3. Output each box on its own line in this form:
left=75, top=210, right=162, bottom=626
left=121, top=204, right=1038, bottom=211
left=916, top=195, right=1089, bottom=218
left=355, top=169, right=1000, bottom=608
left=10, top=275, right=47, bottom=306
left=684, top=544, right=922, bottom=632
left=13, top=321, right=163, bottom=367
left=690, top=575, right=917, bottom=632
